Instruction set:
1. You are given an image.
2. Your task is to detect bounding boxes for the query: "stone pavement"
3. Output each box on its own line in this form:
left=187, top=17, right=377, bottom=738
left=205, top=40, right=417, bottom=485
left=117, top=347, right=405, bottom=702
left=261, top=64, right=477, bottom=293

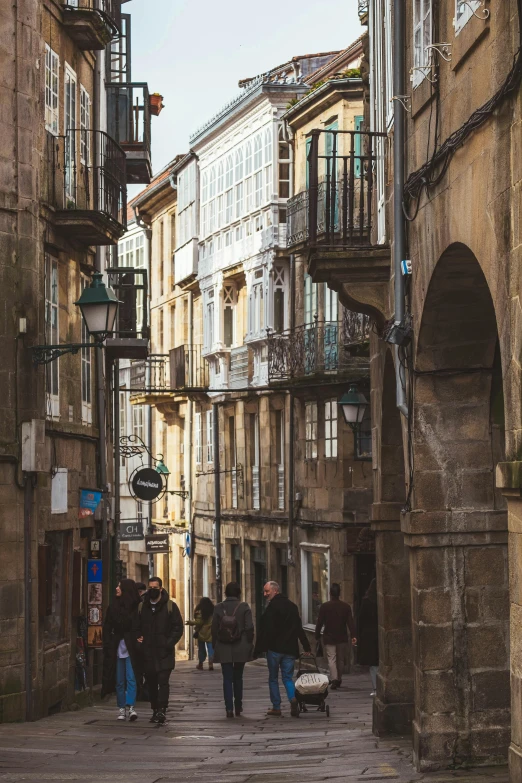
left=0, top=661, right=509, bottom=783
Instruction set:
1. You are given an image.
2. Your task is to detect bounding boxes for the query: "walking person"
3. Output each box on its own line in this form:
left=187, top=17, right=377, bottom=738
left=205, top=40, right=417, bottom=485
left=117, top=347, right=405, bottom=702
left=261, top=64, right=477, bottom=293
left=254, top=581, right=311, bottom=718
left=101, top=579, right=142, bottom=721
left=357, top=578, right=379, bottom=696
left=315, top=583, right=357, bottom=690
left=136, top=576, right=184, bottom=724
left=186, top=597, right=215, bottom=671
left=212, top=582, right=254, bottom=718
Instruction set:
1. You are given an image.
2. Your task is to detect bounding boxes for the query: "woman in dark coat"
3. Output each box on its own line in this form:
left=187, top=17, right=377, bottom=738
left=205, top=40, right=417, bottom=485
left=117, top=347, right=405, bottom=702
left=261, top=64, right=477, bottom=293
left=101, top=579, right=142, bottom=721
left=357, top=578, right=379, bottom=696
left=212, top=582, right=254, bottom=718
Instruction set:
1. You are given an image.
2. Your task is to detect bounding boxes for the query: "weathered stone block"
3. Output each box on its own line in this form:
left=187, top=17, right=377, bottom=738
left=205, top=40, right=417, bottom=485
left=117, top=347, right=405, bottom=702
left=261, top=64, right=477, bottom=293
left=472, top=670, right=511, bottom=711
left=416, top=589, right=452, bottom=625
left=412, top=548, right=446, bottom=590
left=466, top=546, right=506, bottom=586
left=467, top=625, right=508, bottom=669
left=417, top=624, right=453, bottom=671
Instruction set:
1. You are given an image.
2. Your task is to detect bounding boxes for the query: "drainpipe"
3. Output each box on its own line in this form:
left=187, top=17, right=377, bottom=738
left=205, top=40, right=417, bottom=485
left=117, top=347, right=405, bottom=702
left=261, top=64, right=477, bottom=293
left=287, top=254, right=296, bottom=567
left=213, top=401, right=222, bottom=603
left=392, top=0, right=408, bottom=418
left=187, top=291, right=194, bottom=659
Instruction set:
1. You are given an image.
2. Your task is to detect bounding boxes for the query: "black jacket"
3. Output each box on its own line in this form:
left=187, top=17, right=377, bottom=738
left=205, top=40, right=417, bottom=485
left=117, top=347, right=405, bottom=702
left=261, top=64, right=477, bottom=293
left=254, top=593, right=311, bottom=658
left=137, top=590, right=184, bottom=672
left=357, top=594, right=379, bottom=666
left=101, top=600, right=141, bottom=698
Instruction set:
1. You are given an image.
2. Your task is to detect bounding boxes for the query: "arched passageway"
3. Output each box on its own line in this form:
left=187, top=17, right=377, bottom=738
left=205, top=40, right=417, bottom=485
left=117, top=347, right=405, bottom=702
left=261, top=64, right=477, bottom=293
left=409, top=244, right=509, bottom=770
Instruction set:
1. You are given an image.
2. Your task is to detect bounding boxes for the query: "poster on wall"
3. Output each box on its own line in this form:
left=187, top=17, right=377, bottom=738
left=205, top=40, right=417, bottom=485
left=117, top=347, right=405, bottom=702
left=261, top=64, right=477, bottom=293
left=88, top=606, right=102, bottom=626
left=88, top=583, right=102, bottom=605
left=87, top=626, right=103, bottom=647
left=79, top=488, right=102, bottom=519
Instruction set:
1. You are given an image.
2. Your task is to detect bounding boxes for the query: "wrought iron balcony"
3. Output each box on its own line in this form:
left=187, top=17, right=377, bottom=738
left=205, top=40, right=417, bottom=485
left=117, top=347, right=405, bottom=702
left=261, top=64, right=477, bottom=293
left=358, top=0, right=369, bottom=23
left=62, top=0, right=120, bottom=50
left=267, top=314, right=370, bottom=383
left=107, top=83, right=152, bottom=184
left=130, top=355, right=168, bottom=392
left=170, top=345, right=209, bottom=390
left=44, top=129, right=127, bottom=245
left=288, top=128, right=386, bottom=251
left=104, top=267, right=149, bottom=361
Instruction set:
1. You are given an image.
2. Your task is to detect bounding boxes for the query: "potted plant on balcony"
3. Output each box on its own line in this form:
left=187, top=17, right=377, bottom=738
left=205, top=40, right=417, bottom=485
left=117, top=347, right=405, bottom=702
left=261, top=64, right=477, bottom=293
left=149, top=93, right=164, bottom=116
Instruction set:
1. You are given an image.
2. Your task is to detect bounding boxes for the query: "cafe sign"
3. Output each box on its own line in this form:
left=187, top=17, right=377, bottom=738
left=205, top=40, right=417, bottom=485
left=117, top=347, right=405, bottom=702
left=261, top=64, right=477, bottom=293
left=130, top=467, right=163, bottom=501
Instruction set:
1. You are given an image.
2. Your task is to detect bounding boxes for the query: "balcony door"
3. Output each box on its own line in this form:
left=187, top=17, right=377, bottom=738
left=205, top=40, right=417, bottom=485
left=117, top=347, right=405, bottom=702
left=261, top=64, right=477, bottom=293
left=324, top=121, right=339, bottom=233
left=324, top=285, right=338, bottom=371
left=304, top=274, right=317, bottom=374
left=64, top=66, right=77, bottom=203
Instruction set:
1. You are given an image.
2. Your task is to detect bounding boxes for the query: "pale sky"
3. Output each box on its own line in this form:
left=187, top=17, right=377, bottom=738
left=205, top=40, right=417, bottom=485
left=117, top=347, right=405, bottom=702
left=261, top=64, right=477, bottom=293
left=128, top=0, right=361, bottom=178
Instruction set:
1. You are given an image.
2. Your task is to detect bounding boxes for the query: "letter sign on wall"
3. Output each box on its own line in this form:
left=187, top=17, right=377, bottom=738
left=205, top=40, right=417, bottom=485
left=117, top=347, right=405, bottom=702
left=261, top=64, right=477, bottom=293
left=130, top=467, right=163, bottom=501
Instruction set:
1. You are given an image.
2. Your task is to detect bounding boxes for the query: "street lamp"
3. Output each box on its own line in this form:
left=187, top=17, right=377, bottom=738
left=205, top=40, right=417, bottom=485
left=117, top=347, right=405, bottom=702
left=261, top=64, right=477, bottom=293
left=75, top=272, right=120, bottom=339
left=339, top=384, right=369, bottom=429
left=32, top=272, right=121, bottom=365
left=155, top=459, right=170, bottom=477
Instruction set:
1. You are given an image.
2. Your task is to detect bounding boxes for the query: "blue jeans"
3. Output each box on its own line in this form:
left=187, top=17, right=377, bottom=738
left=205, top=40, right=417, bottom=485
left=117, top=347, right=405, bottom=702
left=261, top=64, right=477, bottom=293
left=198, top=640, right=214, bottom=664
left=267, top=650, right=295, bottom=709
left=116, top=656, right=137, bottom=708
left=221, top=662, right=245, bottom=712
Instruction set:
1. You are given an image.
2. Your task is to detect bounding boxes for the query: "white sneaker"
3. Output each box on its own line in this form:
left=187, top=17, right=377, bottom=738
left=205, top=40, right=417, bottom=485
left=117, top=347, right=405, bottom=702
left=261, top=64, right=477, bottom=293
left=117, top=707, right=126, bottom=720
left=370, top=691, right=376, bottom=697
left=128, top=706, right=137, bottom=722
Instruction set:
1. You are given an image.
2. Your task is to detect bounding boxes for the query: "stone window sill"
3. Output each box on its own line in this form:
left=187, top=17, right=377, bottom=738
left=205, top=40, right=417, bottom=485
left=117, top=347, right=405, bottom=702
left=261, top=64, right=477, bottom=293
left=452, top=8, right=491, bottom=72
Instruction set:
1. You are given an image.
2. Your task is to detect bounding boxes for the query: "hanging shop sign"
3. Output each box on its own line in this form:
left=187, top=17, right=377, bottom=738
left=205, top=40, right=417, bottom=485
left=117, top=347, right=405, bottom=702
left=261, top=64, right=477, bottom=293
left=145, top=533, right=170, bottom=554
left=119, top=519, right=145, bottom=541
left=130, top=467, right=163, bottom=502
left=79, top=488, right=102, bottom=519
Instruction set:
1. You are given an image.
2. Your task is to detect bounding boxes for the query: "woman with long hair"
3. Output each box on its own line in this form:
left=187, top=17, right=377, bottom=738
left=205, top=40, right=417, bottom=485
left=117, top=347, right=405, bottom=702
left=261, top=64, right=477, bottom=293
left=187, top=596, right=215, bottom=671
left=102, top=578, right=142, bottom=720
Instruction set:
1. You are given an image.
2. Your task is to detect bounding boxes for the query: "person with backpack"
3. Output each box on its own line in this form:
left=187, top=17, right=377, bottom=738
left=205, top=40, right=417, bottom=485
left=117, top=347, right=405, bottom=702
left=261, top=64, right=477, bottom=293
left=136, top=576, right=184, bottom=724
left=186, top=597, right=215, bottom=671
left=101, top=579, right=142, bottom=721
left=254, top=580, right=311, bottom=717
left=211, top=582, right=254, bottom=718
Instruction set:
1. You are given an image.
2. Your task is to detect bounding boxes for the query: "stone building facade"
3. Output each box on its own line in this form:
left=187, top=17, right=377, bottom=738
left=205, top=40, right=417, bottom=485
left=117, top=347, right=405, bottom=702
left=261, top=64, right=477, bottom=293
left=0, top=0, right=157, bottom=722
left=296, top=0, right=522, bottom=776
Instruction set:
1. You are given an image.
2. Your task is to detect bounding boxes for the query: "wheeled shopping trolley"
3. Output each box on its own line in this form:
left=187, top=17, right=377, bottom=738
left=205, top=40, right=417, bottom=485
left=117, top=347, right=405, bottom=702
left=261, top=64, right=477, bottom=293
left=294, top=654, right=330, bottom=717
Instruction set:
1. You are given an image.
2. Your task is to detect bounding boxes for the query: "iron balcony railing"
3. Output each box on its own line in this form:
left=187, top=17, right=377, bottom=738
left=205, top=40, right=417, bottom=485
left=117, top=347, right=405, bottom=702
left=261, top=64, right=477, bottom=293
left=267, top=314, right=370, bottom=382
left=63, top=0, right=120, bottom=36
left=170, top=345, right=209, bottom=390
left=287, top=128, right=386, bottom=250
left=358, top=0, right=369, bottom=21
left=107, top=267, right=149, bottom=340
left=107, top=82, right=151, bottom=157
left=130, top=355, right=168, bottom=391
left=44, top=129, right=127, bottom=227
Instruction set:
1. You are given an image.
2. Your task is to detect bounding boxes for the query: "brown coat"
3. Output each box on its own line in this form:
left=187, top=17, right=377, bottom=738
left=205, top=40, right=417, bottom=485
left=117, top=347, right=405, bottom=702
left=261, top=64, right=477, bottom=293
left=315, top=599, right=356, bottom=646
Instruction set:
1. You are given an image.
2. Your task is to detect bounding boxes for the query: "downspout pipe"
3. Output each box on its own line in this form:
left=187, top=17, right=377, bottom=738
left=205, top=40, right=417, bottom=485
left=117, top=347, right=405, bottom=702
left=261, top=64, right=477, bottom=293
left=213, top=401, right=222, bottom=603
left=393, top=0, right=408, bottom=418
left=287, top=254, right=296, bottom=567
left=187, top=291, right=194, bottom=659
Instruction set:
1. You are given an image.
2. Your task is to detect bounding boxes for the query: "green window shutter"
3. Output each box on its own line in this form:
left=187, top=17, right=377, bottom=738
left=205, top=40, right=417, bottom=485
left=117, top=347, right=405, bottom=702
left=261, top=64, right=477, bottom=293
left=306, top=137, right=312, bottom=189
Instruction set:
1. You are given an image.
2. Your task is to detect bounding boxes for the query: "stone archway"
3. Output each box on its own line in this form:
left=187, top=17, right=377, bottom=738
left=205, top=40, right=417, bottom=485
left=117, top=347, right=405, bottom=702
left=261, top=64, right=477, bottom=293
left=407, top=243, right=509, bottom=770
left=372, top=348, right=414, bottom=735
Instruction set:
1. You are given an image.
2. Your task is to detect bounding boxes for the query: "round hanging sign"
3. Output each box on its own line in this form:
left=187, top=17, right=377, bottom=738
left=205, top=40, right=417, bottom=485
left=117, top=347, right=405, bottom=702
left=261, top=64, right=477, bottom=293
left=131, top=467, right=163, bottom=501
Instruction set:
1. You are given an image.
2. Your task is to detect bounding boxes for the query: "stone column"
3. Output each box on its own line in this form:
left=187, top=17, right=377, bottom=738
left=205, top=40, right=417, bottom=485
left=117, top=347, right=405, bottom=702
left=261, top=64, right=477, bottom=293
left=497, top=462, right=522, bottom=782
left=372, top=502, right=414, bottom=735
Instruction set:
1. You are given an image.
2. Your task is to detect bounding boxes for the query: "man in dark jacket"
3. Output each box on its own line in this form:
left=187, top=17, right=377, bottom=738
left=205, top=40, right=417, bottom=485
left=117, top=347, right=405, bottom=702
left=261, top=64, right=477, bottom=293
left=254, top=581, right=311, bottom=717
left=315, top=582, right=356, bottom=689
left=136, top=576, right=183, bottom=724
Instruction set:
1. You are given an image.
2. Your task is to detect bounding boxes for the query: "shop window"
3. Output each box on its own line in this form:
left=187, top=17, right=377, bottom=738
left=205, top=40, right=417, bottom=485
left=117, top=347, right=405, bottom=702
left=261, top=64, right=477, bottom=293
left=305, top=401, right=318, bottom=459
left=206, top=409, right=213, bottom=464
left=301, top=547, right=329, bottom=626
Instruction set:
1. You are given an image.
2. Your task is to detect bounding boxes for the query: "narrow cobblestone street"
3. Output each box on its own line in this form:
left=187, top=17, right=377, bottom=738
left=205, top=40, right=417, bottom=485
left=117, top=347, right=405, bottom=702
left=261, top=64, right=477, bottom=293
left=0, top=662, right=509, bottom=783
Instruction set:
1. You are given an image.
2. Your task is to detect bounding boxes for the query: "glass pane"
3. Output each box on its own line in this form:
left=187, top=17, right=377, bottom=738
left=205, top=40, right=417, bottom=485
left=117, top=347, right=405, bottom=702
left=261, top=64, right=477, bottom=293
left=308, top=551, right=328, bottom=624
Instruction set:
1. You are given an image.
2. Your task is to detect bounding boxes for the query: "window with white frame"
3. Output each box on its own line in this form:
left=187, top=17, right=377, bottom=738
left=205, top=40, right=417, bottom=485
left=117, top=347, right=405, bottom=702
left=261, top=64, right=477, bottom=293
left=209, top=166, right=216, bottom=200
left=235, top=148, right=243, bottom=182
left=275, top=409, right=284, bottom=510
left=223, top=285, right=235, bottom=347
left=225, top=188, right=233, bottom=224
left=64, top=65, right=77, bottom=201
left=254, top=171, right=263, bottom=208
left=264, top=127, right=273, bottom=164
left=205, top=290, right=215, bottom=350
left=325, top=400, right=338, bottom=459
left=250, top=277, right=264, bottom=335
left=217, top=161, right=224, bottom=194
left=301, top=546, right=329, bottom=626
left=245, top=177, right=253, bottom=211
left=132, top=404, right=144, bottom=441
left=80, top=85, right=91, bottom=165
left=413, top=0, right=433, bottom=87
left=278, top=127, right=291, bottom=198
left=254, top=134, right=263, bottom=170
left=195, top=412, right=202, bottom=464
left=304, top=274, right=317, bottom=325
left=272, top=266, right=285, bottom=333
left=454, top=0, right=481, bottom=33
left=45, top=254, right=59, bottom=417
left=217, top=194, right=224, bottom=227
left=206, top=409, right=213, bottom=463
left=324, top=285, right=338, bottom=323
left=80, top=277, right=92, bottom=423
left=45, top=44, right=59, bottom=135
left=235, top=182, right=243, bottom=219
left=225, top=156, right=233, bottom=189
left=245, top=142, right=252, bottom=175
left=264, top=165, right=272, bottom=202
left=202, top=172, right=208, bottom=203
left=305, top=401, right=318, bottom=460
left=250, top=412, right=260, bottom=510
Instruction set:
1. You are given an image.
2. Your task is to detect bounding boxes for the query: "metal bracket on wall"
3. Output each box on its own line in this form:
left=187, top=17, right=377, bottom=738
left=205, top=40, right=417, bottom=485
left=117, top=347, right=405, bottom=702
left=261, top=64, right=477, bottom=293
left=457, top=0, right=490, bottom=20
left=425, top=43, right=453, bottom=63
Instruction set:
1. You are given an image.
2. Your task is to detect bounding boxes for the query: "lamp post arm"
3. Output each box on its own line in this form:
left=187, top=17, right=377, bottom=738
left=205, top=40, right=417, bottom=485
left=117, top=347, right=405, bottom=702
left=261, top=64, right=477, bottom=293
left=31, top=342, right=100, bottom=365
